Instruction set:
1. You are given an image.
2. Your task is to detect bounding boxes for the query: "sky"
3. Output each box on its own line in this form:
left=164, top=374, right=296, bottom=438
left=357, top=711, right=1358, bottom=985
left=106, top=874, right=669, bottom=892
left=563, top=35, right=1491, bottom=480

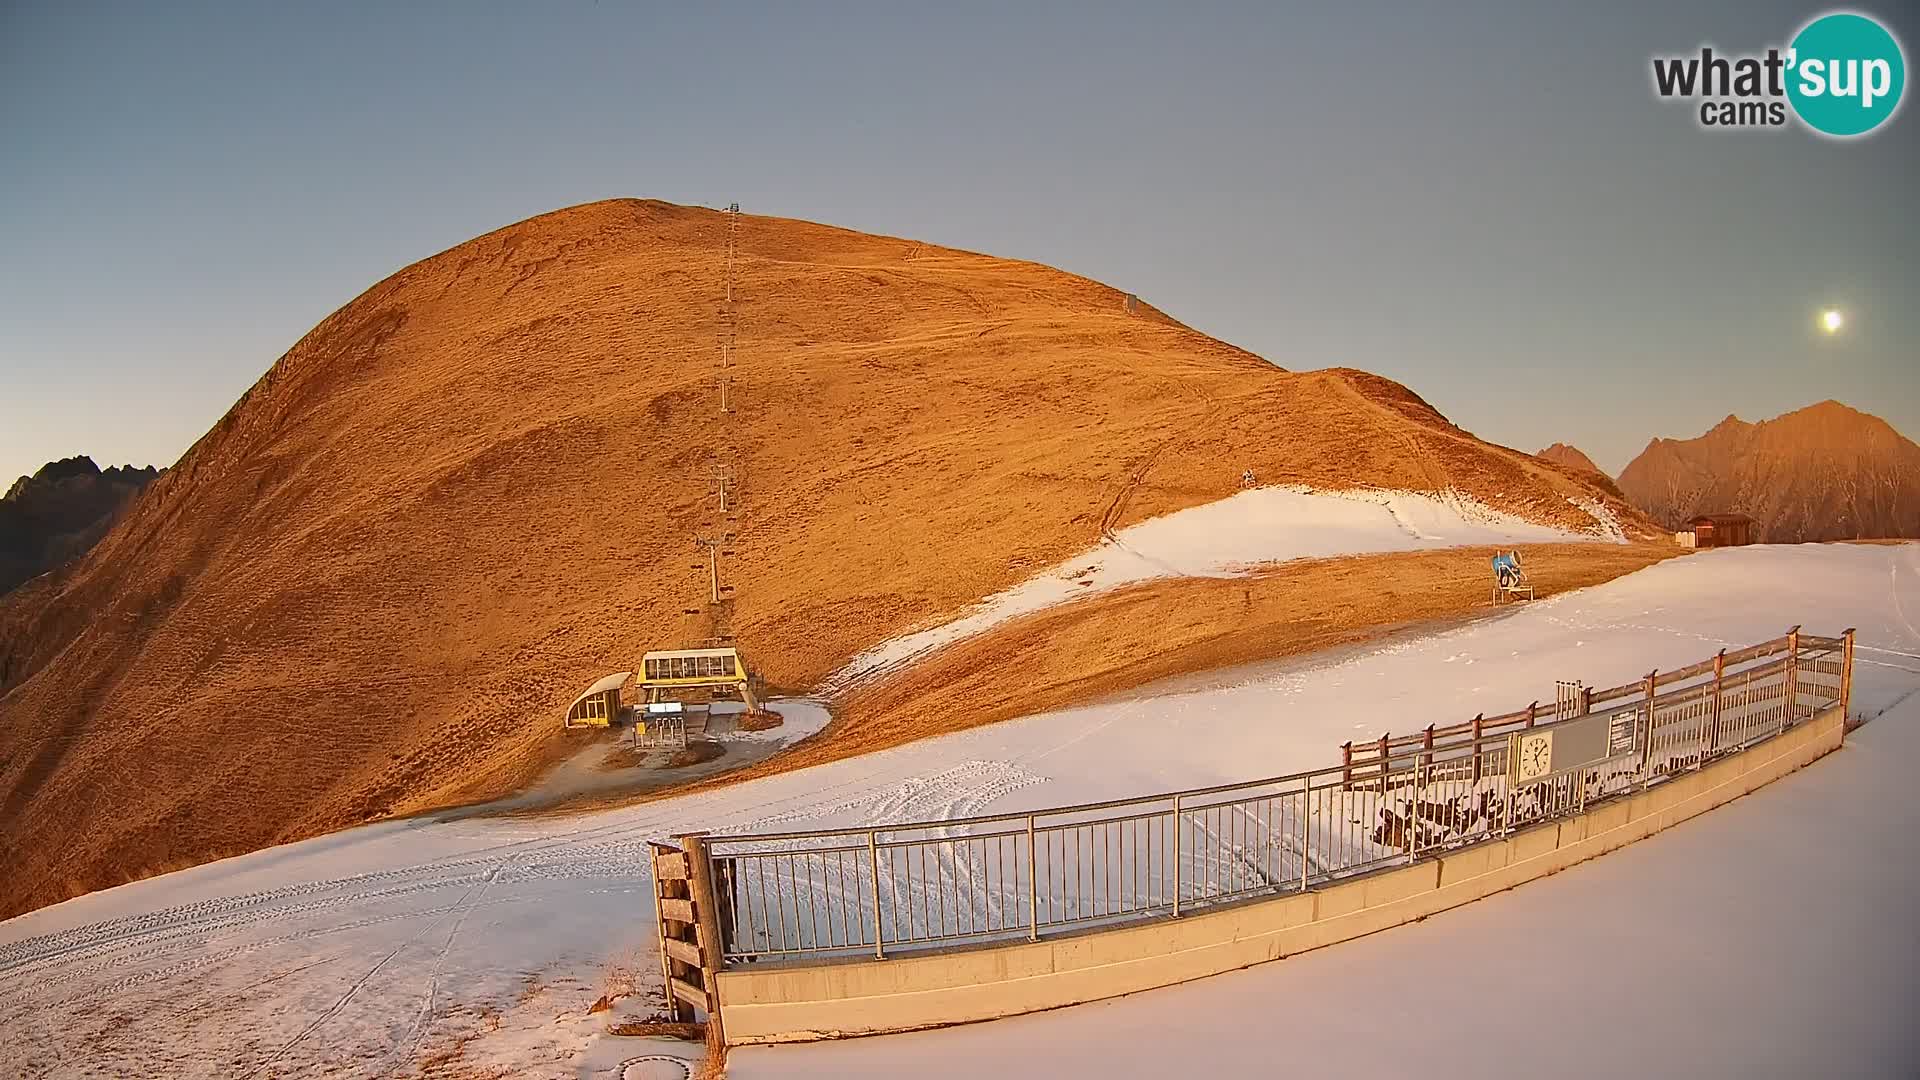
left=2, top=1, right=1915, bottom=484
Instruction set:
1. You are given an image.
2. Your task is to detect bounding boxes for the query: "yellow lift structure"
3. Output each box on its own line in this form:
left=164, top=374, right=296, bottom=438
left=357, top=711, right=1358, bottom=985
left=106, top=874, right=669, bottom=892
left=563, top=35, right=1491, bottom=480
left=641, top=647, right=760, bottom=712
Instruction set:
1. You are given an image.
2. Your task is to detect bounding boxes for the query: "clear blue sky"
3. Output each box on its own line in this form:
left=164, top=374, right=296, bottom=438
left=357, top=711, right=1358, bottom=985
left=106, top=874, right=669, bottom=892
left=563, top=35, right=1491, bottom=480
left=3, top=1, right=1915, bottom=483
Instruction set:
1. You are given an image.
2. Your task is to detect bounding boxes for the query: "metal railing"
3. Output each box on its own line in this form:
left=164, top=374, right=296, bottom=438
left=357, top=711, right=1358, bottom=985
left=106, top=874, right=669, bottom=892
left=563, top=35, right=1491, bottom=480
left=660, top=629, right=1854, bottom=964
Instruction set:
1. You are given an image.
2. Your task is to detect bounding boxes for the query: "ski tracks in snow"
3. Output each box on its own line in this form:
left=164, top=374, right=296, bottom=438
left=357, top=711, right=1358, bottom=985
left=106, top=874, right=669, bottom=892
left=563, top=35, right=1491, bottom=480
left=1890, top=544, right=1920, bottom=647
left=380, top=859, right=511, bottom=1076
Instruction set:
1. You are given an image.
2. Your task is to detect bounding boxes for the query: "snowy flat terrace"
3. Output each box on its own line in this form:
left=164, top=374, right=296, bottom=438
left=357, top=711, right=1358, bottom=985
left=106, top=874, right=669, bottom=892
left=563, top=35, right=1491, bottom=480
left=0, top=542, right=1915, bottom=1078
left=730, top=682, right=1919, bottom=1080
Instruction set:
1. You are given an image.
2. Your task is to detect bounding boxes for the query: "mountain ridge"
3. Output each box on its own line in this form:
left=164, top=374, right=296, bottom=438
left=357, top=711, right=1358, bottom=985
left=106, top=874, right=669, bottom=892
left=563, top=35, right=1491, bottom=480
left=1536, top=442, right=1605, bottom=476
left=1617, top=400, right=1920, bottom=541
left=0, top=455, right=160, bottom=597
left=0, top=198, right=1650, bottom=918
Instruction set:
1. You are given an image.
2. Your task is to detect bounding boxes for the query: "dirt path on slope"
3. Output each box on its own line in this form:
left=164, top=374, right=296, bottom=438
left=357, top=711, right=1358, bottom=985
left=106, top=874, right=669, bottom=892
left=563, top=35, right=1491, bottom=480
left=529, top=542, right=1681, bottom=817
left=1097, top=367, right=1221, bottom=540
left=1332, top=376, right=1449, bottom=492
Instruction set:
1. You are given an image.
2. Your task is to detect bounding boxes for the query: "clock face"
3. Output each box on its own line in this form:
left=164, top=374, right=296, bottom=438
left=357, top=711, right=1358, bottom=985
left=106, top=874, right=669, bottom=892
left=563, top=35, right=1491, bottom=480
left=1516, top=732, right=1554, bottom=781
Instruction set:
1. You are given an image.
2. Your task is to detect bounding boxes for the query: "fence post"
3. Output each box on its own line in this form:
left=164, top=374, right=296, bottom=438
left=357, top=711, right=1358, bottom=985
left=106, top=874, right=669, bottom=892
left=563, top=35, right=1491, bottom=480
left=1377, top=733, right=1389, bottom=786
left=1840, top=627, right=1856, bottom=725
left=1783, top=625, right=1801, bottom=732
left=1580, top=686, right=1591, bottom=716
left=1413, top=726, right=1434, bottom=861
left=678, top=832, right=728, bottom=1052
left=1341, top=741, right=1352, bottom=790
left=1171, top=794, right=1184, bottom=917
left=1471, top=714, right=1485, bottom=784
left=714, top=859, right=737, bottom=959
left=1640, top=670, right=1657, bottom=785
left=1026, top=814, right=1039, bottom=941
left=1298, top=781, right=1312, bottom=892
left=867, top=830, right=885, bottom=959
left=1406, top=751, right=1421, bottom=859
left=1525, top=702, right=1537, bottom=728
left=1707, top=649, right=1725, bottom=765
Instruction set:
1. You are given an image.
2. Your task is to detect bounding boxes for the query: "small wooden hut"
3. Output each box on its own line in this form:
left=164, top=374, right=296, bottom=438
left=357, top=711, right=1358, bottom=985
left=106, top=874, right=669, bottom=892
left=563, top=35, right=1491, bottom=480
left=1688, top=513, right=1756, bottom=548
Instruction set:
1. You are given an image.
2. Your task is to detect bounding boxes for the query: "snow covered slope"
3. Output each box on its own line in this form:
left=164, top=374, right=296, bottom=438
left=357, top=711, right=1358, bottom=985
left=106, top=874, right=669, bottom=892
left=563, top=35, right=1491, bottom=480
left=833, top=484, right=1623, bottom=686
left=2, top=542, right=1915, bottom=1079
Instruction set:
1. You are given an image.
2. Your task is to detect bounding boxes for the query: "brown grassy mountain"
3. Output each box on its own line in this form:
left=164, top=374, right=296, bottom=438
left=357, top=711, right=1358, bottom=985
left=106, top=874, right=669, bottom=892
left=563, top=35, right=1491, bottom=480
left=1537, top=443, right=1604, bottom=477
left=0, top=457, right=159, bottom=598
left=1617, top=401, right=1920, bottom=541
left=0, top=198, right=1649, bottom=917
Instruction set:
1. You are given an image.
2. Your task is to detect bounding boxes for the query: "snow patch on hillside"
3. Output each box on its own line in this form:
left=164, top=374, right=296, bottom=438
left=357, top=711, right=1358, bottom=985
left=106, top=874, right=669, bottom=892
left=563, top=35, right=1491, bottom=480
left=1570, top=496, right=1630, bottom=543
left=831, top=485, right=1621, bottom=688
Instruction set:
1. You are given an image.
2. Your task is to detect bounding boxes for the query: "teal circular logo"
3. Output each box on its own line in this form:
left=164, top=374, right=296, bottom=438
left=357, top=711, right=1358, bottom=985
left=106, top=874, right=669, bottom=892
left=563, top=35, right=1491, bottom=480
left=1787, top=12, right=1906, bottom=136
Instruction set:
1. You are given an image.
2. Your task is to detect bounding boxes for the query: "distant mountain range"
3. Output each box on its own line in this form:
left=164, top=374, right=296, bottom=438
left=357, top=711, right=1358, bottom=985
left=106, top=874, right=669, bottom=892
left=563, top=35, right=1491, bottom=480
left=1536, top=442, right=1603, bottom=476
left=1534, top=442, right=1630, bottom=502
left=1616, top=401, right=1920, bottom=543
left=1, top=456, right=160, bottom=596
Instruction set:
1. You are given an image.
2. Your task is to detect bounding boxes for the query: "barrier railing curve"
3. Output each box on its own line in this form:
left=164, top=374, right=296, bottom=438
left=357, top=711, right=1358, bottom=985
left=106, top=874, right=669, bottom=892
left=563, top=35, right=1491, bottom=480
left=652, top=628, right=1854, bottom=974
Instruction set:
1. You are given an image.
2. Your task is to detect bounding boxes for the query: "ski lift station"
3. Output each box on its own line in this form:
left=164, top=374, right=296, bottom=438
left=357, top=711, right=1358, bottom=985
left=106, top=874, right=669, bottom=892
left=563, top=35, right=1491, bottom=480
left=559, top=649, right=761, bottom=731
left=641, top=647, right=760, bottom=711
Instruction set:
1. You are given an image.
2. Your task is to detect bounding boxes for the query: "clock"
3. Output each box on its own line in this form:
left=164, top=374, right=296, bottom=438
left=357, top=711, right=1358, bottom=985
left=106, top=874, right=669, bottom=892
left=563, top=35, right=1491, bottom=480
left=1513, top=731, right=1554, bottom=782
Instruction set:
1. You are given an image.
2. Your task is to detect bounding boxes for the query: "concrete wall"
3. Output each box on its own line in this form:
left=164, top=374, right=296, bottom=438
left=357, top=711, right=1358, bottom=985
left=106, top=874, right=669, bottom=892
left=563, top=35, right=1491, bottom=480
left=717, top=705, right=1844, bottom=1045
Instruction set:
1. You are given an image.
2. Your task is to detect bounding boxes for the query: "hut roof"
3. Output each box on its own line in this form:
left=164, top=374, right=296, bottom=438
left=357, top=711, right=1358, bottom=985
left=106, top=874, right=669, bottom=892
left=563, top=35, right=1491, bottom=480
left=567, top=671, right=632, bottom=712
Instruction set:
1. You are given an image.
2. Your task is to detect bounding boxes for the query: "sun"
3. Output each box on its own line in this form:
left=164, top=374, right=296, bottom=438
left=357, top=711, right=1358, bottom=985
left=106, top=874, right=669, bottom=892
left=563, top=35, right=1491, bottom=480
left=1820, top=309, right=1844, bottom=334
